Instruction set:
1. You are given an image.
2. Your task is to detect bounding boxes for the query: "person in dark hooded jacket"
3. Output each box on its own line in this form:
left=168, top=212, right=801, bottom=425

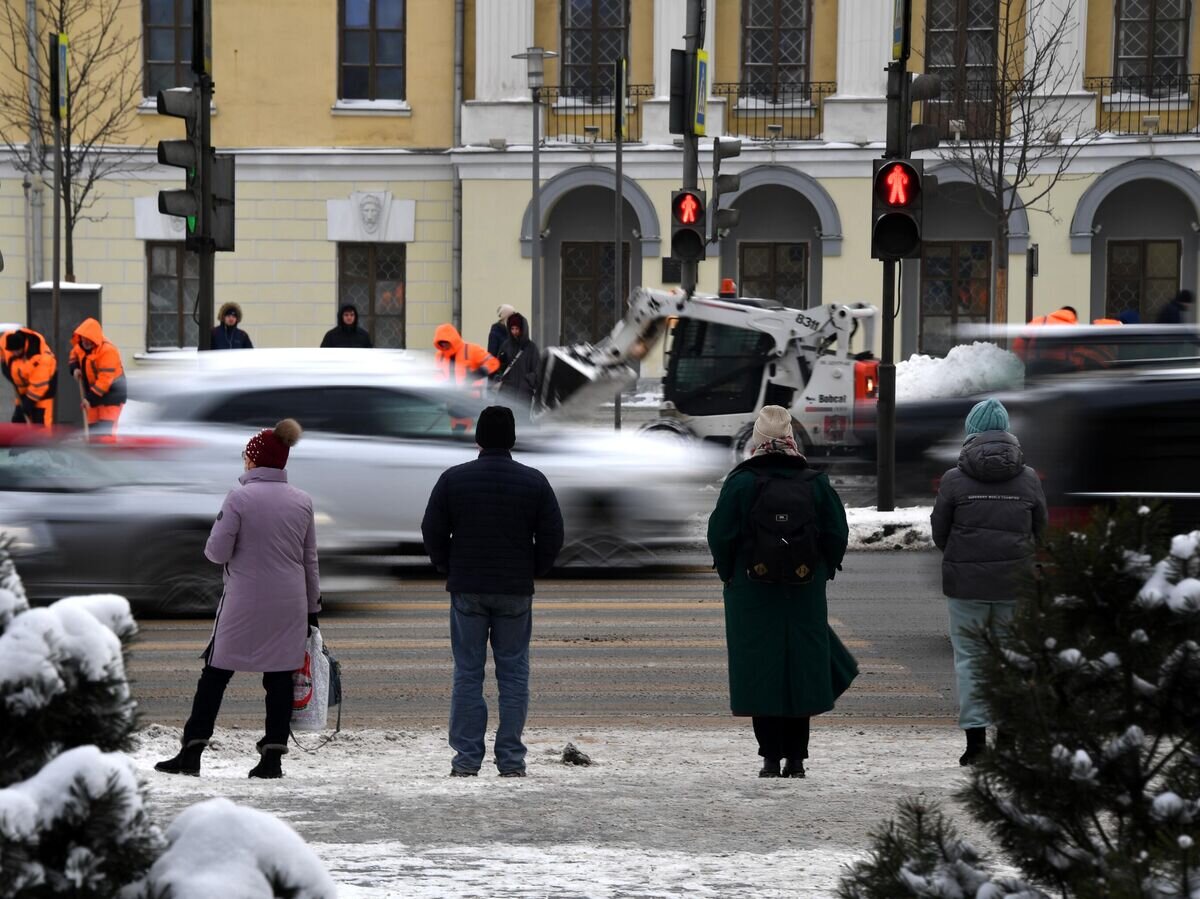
left=494, top=312, right=540, bottom=404
left=210, top=302, right=254, bottom=350
left=931, top=398, right=1047, bottom=766
left=320, top=304, right=373, bottom=348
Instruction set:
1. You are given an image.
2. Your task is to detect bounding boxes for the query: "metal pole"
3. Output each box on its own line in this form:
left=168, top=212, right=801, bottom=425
left=680, top=0, right=701, bottom=296
left=52, top=118, right=61, bottom=370
left=196, top=70, right=214, bottom=350
left=613, top=61, right=624, bottom=431
left=876, top=260, right=897, bottom=512
left=531, top=88, right=542, bottom=347
left=1024, top=243, right=1037, bottom=323
left=26, top=0, right=43, bottom=284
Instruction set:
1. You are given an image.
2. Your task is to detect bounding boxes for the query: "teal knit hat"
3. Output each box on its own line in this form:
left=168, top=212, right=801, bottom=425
left=965, top=398, right=1010, bottom=436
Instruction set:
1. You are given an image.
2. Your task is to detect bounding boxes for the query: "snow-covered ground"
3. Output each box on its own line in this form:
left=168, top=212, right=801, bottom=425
left=132, top=723, right=979, bottom=898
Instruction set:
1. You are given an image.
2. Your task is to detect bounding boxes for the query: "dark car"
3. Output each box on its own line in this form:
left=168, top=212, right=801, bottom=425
left=0, top=428, right=228, bottom=614
left=923, top=368, right=1200, bottom=531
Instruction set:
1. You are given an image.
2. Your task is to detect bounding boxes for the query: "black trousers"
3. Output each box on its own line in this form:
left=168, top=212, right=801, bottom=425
left=182, top=665, right=294, bottom=748
left=752, top=716, right=811, bottom=760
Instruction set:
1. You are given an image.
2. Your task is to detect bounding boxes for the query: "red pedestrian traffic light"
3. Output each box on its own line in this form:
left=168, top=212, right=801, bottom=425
left=871, top=159, right=924, bottom=260
left=673, top=191, right=701, bottom=224
left=875, top=161, right=921, bottom=208
left=670, top=189, right=707, bottom=263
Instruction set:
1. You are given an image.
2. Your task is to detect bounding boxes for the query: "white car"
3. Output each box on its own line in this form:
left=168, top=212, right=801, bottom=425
left=122, top=349, right=724, bottom=589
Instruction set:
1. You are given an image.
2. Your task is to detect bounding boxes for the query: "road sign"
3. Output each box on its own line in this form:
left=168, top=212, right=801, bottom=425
left=692, top=49, right=708, bottom=136
left=616, top=57, right=627, bottom=140
left=51, top=34, right=68, bottom=122
left=892, top=0, right=910, bottom=63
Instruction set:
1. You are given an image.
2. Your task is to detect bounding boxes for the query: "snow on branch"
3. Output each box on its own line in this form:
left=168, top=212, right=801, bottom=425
left=0, top=745, right=162, bottom=895
left=130, top=798, right=336, bottom=899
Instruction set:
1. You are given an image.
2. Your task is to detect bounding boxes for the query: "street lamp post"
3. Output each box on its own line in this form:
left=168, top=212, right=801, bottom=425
left=513, top=47, right=556, bottom=348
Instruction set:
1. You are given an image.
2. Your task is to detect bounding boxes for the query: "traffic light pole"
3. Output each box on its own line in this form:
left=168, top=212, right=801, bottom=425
left=680, top=0, right=702, bottom=296
left=197, top=71, right=215, bottom=351
left=877, top=260, right=897, bottom=512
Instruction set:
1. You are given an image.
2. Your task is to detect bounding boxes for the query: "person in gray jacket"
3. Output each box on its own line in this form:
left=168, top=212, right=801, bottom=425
left=930, top=398, right=1048, bottom=766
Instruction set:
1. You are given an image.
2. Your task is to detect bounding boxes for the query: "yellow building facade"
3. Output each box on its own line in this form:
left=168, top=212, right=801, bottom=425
left=1, top=0, right=1199, bottom=366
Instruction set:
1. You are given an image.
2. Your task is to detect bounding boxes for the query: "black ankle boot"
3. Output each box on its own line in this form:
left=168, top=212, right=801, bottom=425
left=959, top=727, right=987, bottom=766
left=249, top=744, right=286, bottom=779
left=155, top=740, right=206, bottom=776
left=759, top=758, right=781, bottom=778
left=782, top=758, right=806, bottom=778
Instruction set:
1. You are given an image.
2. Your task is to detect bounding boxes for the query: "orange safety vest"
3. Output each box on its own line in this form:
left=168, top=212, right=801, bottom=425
left=69, top=318, right=126, bottom=431
left=1012, top=307, right=1078, bottom=364
left=11, top=352, right=57, bottom=428
left=433, top=323, right=500, bottom=397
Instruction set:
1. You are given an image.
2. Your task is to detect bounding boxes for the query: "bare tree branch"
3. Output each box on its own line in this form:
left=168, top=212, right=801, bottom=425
left=0, top=0, right=148, bottom=279
left=930, top=0, right=1099, bottom=320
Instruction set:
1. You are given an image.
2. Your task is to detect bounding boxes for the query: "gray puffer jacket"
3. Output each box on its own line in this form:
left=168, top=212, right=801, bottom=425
left=930, top=430, right=1048, bottom=602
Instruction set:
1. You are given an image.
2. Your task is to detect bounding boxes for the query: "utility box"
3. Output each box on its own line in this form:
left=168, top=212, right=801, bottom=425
left=27, top=282, right=103, bottom=427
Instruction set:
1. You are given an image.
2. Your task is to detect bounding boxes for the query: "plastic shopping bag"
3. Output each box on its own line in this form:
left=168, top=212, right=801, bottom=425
left=292, top=627, right=330, bottom=732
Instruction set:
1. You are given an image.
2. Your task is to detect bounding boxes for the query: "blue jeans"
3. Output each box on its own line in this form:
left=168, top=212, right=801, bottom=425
left=947, top=598, right=1015, bottom=730
left=449, top=593, right=533, bottom=773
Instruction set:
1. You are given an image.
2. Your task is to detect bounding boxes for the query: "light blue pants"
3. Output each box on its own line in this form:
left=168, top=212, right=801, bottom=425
left=947, top=598, right=1015, bottom=730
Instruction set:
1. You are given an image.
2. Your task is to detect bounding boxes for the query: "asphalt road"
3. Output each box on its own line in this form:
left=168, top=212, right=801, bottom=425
left=127, top=551, right=954, bottom=730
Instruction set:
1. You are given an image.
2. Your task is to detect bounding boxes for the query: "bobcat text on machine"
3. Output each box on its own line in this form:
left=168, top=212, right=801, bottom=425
left=537, top=284, right=880, bottom=456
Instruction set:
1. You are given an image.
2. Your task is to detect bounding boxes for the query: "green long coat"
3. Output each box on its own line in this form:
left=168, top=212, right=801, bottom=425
left=707, top=454, right=857, bottom=718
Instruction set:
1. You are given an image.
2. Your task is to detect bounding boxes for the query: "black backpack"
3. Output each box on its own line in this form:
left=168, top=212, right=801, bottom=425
left=744, top=470, right=823, bottom=585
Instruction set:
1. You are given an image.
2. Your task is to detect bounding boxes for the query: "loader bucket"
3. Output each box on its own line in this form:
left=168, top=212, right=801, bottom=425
left=536, top=346, right=637, bottom=418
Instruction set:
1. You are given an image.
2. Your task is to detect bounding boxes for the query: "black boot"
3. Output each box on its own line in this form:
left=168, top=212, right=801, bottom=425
left=758, top=758, right=781, bottom=778
left=155, top=740, right=206, bottom=776
left=959, top=727, right=987, bottom=766
left=249, top=744, right=286, bottom=779
left=782, top=758, right=806, bottom=778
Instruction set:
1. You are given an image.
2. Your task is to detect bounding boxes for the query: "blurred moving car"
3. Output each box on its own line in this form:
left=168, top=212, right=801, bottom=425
left=120, top=349, right=726, bottom=583
left=0, top=426, right=229, bottom=614
left=855, top=324, right=1200, bottom=499
left=922, top=367, right=1200, bottom=531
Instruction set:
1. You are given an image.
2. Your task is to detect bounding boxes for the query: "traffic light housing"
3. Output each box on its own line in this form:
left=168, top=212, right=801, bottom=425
left=871, top=159, right=924, bottom=260
left=710, top=137, right=742, bottom=242
left=886, top=66, right=943, bottom=157
left=671, top=189, right=707, bottom=263
left=156, top=87, right=203, bottom=244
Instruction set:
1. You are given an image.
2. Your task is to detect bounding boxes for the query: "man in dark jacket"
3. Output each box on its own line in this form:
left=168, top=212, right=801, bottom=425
left=1155, top=289, right=1194, bottom=324
left=210, top=302, right=254, bottom=350
left=494, top=312, right=540, bottom=405
left=320, top=304, right=373, bottom=348
left=421, top=405, right=564, bottom=778
left=931, top=398, right=1047, bottom=766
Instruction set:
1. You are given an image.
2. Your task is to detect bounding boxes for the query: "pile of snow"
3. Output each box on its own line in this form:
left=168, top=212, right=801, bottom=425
left=847, top=507, right=933, bottom=551
left=142, top=798, right=336, bottom=899
left=690, top=506, right=934, bottom=551
left=897, top=342, right=1024, bottom=403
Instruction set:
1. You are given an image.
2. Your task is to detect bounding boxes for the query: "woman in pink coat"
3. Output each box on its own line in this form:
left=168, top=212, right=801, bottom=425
left=156, top=418, right=321, bottom=779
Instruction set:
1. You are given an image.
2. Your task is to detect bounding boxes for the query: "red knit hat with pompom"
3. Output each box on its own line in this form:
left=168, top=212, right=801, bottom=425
left=244, top=419, right=302, bottom=469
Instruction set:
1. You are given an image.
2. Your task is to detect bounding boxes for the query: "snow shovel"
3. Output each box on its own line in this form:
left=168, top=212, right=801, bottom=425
left=76, top=375, right=90, bottom=440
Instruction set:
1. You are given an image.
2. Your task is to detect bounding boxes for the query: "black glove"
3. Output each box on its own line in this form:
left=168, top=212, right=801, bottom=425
left=308, top=612, right=320, bottom=632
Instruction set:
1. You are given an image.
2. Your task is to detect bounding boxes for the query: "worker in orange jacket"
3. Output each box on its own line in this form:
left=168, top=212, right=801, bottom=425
left=69, top=318, right=127, bottom=438
left=1012, top=306, right=1079, bottom=375
left=434, top=323, right=500, bottom=432
left=1, top=327, right=54, bottom=424
left=6, top=330, right=57, bottom=427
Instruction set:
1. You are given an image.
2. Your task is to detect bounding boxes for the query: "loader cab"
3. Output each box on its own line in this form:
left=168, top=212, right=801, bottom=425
left=664, top=300, right=786, bottom=417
